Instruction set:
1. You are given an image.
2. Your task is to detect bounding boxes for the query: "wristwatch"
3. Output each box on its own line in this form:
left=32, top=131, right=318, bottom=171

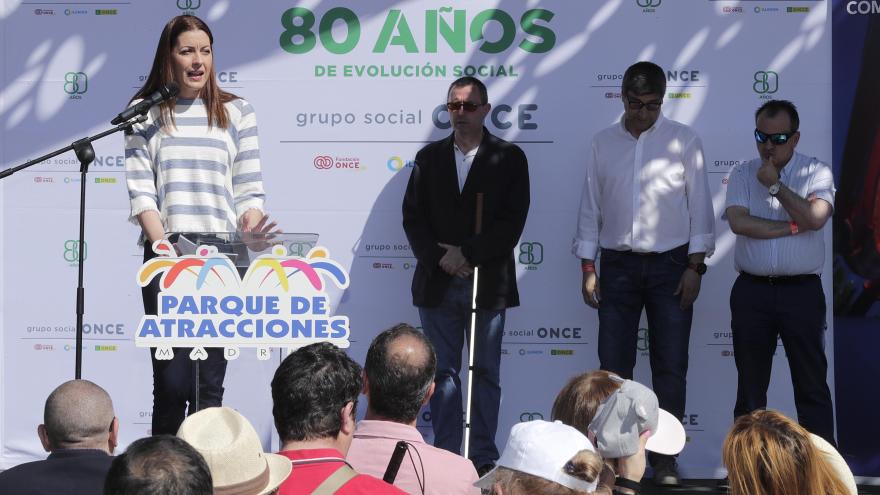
left=688, top=262, right=707, bottom=275
left=768, top=181, right=781, bottom=196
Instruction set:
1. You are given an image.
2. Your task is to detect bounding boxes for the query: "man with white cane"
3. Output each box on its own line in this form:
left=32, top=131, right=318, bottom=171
left=402, top=76, right=530, bottom=475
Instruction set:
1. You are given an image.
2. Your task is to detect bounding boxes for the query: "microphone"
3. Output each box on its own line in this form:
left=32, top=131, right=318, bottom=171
left=111, top=82, right=180, bottom=125
left=382, top=441, right=408, bottom=484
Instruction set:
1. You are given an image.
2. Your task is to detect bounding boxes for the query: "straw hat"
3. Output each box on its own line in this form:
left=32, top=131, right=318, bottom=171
left=178, top=407, right=292, bottom=495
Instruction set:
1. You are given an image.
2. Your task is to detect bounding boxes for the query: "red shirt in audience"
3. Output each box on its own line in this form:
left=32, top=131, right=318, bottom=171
left=277, top=448, right=407, bottom=495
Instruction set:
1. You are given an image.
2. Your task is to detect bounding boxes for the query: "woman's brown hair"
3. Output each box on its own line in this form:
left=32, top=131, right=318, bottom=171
left=551, top=370, right=622, bottom=435
left=131, top=15, right=236, bottom=129
left=722, top=409, right=849, bottom=495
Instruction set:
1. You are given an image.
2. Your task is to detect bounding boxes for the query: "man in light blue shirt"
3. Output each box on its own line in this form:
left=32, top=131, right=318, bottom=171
left=724, top=99, right=836, bottom=446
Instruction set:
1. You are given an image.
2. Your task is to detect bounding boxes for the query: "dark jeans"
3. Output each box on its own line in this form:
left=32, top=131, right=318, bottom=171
left=418, top=276, right=505, bottom=468
left=598, top=244, right=692, bottom=467
left=142, top=245, right=228, bottom=435
left=730, top=273, right=836, bottom=445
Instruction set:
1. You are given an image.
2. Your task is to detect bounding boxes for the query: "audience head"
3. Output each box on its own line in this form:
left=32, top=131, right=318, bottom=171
left=103, top=435, right=212, bottom=495
left=177, top=407, right=292, bottom=495
left=475, top=420, right=603, bottom=495
left=722, top=409, right=850, bottom=495
left=552, top=370, right=622, bottom=435
left=271, top=342, right=362, bottom=448
left=552, top=371, right=685, bottom=459
left=38, top=379, right=118, bottom=453
left=364, top=323, right=437, bottom=424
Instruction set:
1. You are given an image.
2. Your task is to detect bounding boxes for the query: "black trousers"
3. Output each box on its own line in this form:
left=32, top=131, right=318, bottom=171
left=730, top=273, right=836, bottom=445
left=142, top=245, right=227, bottom=435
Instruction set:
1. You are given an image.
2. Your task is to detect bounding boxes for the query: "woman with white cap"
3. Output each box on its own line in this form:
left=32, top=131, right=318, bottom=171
left=474, top=420, right=603, bottom=495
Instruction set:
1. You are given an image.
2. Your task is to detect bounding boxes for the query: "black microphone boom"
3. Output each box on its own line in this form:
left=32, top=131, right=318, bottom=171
left=111, top=82, right=180, bottom=125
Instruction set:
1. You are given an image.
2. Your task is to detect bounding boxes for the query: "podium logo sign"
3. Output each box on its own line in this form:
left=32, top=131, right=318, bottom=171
left=135, top=241, right=351, bottom=360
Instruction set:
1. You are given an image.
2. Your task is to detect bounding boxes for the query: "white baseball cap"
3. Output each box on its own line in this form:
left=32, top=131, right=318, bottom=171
left=474, top=420, right=599, bottom=493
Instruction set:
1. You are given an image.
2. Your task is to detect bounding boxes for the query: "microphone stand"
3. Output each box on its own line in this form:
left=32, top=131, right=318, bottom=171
left=0, top=115, right=148, bottom=379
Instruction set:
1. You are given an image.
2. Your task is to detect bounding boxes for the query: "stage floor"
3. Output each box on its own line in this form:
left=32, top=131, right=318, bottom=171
left=642, top=480, right=880, bottom=494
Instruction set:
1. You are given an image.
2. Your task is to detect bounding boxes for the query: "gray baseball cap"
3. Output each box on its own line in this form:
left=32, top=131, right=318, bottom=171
left=587, top=375, right=686, bottom=458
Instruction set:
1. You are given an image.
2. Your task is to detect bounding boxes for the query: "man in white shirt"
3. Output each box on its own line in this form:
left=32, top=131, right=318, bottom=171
left=573, top=61, right=715, bottom=486
left=724, top=100, right=836, bottom=446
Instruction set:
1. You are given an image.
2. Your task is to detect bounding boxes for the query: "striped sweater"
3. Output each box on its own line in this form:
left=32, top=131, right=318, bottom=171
left=125, top=98, right=265, bottom=240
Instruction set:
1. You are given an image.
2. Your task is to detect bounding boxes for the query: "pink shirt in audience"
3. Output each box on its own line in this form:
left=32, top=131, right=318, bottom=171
left=347, top=420, right=480, bottom=495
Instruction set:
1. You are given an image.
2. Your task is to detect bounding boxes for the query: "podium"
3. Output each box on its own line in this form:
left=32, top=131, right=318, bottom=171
left=147, top=231, right=320, bottom=414
left=168, top=231, right=320, bottom=268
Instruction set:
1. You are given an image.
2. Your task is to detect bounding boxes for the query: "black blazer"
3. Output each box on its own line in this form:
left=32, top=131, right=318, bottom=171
left=402, top=129, right=530, bottom=310
left=0, top=449, right=113, bottom=495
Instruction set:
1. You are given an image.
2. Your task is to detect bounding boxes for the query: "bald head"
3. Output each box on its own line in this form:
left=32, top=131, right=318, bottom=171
left=42, top=380, right=115, bottom=451
left=364, top=324, right=437, bottom=423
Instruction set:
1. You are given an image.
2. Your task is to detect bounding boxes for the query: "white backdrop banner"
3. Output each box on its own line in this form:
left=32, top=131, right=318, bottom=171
left=0, top=0, right=832, bottom=477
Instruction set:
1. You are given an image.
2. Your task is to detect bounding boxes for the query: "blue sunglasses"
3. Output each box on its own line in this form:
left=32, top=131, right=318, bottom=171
left=754, top=128, right=795, bottom=145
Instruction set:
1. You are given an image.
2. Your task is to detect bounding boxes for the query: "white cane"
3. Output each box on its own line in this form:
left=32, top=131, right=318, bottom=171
left=463, top=193, right=483, bottom=461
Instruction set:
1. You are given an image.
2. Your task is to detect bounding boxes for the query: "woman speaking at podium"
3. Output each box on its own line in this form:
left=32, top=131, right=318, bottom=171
left=124, top=15, right=269, bottom=435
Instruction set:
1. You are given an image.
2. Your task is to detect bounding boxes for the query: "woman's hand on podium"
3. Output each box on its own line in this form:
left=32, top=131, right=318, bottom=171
left=240, top=213, right=281, bottom=252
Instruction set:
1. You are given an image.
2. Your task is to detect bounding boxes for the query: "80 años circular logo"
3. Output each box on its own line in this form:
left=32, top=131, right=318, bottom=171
left=176, top=0, right=200, bottom=10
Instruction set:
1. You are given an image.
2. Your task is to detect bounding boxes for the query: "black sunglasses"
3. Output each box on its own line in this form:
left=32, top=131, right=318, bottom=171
left=446, top=101, right=484, bottom=112
left=754, top=128, right=795, bottom=145
left=625, top=95, right=662, bottom=111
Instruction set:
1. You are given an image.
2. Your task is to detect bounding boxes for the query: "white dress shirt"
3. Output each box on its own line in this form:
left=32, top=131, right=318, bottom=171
left=572, top=114, right=715, bottom=260
left=724, top=152, right=834, bottom=276
left=454, top=142, right=479, bottom=193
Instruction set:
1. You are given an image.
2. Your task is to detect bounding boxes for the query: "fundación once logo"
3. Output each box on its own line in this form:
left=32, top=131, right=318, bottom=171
left=64, top=240, right=87, bottom=263
left=313, top=156, right=333, bottom=169
left=753, top=71, right=779, bottom=94
left=64, top=72, right=88, bottom=96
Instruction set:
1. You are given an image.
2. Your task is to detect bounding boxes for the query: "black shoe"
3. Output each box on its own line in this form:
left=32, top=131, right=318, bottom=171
left=652, top=459, right=681, bottom=487
left=717, top=476, right=730, bottom=492
left=476, top=463, right=495, bottom=478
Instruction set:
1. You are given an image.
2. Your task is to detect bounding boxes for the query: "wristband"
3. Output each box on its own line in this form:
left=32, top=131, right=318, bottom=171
left=615, top=476, right=641, bottom=493
left=789, top=221, right=799, bottom=236
left=581, top=263, right=596, bottom=273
